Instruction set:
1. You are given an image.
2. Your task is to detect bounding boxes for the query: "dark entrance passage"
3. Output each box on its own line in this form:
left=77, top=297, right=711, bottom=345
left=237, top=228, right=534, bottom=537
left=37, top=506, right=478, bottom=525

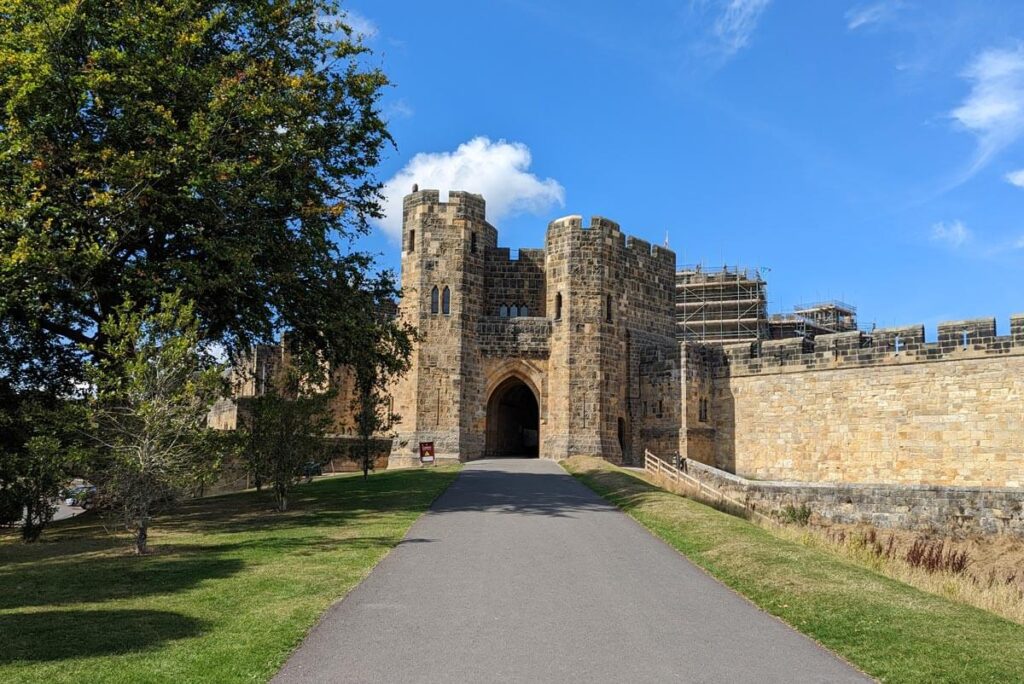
left=485, top=377, right=540, bottom=458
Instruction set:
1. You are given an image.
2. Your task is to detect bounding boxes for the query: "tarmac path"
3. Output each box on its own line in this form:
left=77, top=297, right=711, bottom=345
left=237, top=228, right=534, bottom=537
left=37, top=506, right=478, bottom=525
left=273, top=458, right=870, bottom=683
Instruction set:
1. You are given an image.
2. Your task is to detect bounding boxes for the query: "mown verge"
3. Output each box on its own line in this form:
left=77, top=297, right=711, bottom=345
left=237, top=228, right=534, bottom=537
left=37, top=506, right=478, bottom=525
left=563, top=456, right=1024, bottom=684
left=0, top=466, right=460, bottom=683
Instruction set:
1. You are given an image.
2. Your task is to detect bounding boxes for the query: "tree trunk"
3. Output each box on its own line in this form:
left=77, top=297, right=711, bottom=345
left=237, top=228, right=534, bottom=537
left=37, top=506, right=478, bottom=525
left=362, top=438, right=369, bottom=480
left=135, top=523, right=148, bottom=555
left=21, top=501, right=40, bottom=543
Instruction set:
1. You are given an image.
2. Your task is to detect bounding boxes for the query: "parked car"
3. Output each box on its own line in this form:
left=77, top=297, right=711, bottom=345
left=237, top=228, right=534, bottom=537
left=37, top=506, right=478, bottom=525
left=63, top=485, right=97, bottom=509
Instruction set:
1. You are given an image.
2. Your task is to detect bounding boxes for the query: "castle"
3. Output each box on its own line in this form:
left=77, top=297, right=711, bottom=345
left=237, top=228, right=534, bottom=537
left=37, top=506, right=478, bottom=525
left=215, top=189, right=1024, bottom=492
left=387, top=188, right=679, bottom=468
left=387, top=189, right=1024, bottom=490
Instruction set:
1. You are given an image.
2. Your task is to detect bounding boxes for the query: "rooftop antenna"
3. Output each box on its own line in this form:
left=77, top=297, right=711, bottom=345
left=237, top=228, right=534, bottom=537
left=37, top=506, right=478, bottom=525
left=663, top=231, right=670, bottom=249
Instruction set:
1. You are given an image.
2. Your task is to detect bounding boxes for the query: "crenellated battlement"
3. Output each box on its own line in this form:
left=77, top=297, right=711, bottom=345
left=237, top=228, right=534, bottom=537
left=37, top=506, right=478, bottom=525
left=709, top=314, right=1024, bottom=377
left=403, top=188, right=487, bottom=222
left=544, top=214, right=675, bottom=266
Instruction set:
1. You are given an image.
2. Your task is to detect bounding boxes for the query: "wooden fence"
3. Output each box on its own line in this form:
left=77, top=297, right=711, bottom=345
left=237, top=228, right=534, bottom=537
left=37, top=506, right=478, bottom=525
left=642, top=449, right=776, bottom=526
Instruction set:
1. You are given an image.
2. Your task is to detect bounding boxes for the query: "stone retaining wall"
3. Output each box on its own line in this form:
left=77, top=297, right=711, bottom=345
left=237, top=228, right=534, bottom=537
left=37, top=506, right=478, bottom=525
left=684, top=459, right=1024, bottom=537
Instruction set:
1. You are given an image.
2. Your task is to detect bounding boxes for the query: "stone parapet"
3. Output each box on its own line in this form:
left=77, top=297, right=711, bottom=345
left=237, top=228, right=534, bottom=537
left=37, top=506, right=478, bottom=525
left=717, top=316, right=1023, bottom=378
left=682, top=459, right=1024, bottom=537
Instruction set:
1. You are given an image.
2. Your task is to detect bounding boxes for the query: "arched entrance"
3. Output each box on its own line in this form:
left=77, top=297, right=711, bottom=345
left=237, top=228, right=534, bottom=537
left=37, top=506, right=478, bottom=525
left=485, top=376, right=540, bottom=458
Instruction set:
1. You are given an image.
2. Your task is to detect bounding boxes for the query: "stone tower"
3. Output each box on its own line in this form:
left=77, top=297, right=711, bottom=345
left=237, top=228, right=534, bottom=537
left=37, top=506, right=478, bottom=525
left=389, top=189, right=678, bottom=467
left=543, top=216, right=678, bottom=461
left=388, top=189, right=497, bottom=467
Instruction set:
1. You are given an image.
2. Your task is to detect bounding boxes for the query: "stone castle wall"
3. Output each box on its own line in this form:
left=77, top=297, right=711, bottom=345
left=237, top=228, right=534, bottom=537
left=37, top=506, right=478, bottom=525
left=484, top=248, right=546, bottom=317
left=682, top=316, right=1024, bottom=487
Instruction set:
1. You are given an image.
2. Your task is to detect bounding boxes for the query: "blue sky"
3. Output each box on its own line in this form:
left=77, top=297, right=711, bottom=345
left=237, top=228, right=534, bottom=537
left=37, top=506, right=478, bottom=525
left=345, top=1, right=1024, bottom=334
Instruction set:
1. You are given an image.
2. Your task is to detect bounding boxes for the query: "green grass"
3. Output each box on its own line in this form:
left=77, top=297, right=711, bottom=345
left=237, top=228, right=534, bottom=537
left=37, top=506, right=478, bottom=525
left=563, top=456, right=1024, bottom=684
left=0, top=466, right=460, bottom=683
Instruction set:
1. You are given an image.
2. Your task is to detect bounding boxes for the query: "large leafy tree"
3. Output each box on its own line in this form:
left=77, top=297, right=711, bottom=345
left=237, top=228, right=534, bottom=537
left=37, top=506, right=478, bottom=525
left=0, top=0, right=396, bottom=392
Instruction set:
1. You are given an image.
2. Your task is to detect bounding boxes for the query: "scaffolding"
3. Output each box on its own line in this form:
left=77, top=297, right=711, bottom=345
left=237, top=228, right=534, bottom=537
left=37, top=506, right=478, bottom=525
left=675, top=265, right=768, bottom=344
left=792, top=300, right=858, bottom=333
left=766, top=301, right=858, bottom=339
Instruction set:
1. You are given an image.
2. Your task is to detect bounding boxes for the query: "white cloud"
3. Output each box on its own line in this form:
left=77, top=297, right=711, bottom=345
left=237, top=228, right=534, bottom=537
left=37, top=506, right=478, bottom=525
left=376, top=137, right=565, bottom=240
left=845, top=2, right=900, bottom=31
left=1006, top=168, right=1024, bottom=187
left=709, top=0, right=772, bottom=57
left=930, top=220, right=972, bottom=248
left=334, top=9, right=377, bottom=39
left=385, top=98, right=414, bottom=121
left=1014, top=235, right=1024, bottom=249
left=950, top=46, right=1024, bottom=178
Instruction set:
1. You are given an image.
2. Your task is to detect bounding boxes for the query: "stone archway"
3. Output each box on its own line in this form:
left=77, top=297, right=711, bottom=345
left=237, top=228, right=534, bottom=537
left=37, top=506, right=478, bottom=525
left=485, top=376, right=540, bottom=458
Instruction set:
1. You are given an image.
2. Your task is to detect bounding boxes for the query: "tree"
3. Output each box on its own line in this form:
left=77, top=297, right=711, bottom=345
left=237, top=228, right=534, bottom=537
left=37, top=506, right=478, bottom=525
left=350, top=287, right=414, bottom=479
left=0, top=0, right=397, bottom=395
left=87, top=292, right=226, bottom=554
left=240, top=366, right=331, bottom=511
left=0, top=384, right=83, bottom=541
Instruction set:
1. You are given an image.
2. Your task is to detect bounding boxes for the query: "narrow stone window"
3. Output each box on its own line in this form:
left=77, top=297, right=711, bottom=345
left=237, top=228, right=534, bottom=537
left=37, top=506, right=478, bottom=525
left=430, top=286, right=439, bottom=314
left=471, top=232, right=477, bottom=254
left=606, top=294, right=613, bottom=322
left=658, top=399, right=663, bottom=416
left=499, top=304, right=508, bottom=317
left=617, top=417, right=626, bottom=452
left=520, top=304, right=529, bottom=317
left=510, top=304, right=519, bottom=318
left=409, top=229, right=415, bottom=253
left=555, top=293, right=563, bottom=320
left=441, top=286, right=451, bottom=315
left=699, top=398, right=709, bottom=422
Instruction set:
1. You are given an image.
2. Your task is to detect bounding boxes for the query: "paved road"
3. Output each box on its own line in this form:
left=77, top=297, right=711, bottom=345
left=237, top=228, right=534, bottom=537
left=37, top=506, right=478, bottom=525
left=274, top=459, right=869, bottom=683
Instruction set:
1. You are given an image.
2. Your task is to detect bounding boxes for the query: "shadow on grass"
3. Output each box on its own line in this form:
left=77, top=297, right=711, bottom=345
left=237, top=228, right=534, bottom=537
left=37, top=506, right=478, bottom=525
left=0, top=609, right=207, bottom=663
left=0, top=554, right=245, bottom=610
left=163, top=468, right=460, bottom=535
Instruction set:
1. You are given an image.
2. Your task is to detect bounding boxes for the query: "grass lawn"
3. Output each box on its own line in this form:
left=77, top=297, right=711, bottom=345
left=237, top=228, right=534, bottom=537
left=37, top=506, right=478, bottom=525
left=563, top=456, right=1024, bottom=684
left=0, top=466, right=460, bottom=683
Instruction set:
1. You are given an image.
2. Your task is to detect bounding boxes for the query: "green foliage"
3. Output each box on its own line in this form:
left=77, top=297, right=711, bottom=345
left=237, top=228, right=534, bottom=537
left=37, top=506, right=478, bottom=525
left=240, top=366, right=332, bottom=511
left=349, top=283, right=415, bottom=478
left=86, top=291, right=228, bottom=553
left=780, top=503, right=812, bottom=526
left=0, top=384, right=84, bottom=541
left=0, top=0, right=397, bottom=393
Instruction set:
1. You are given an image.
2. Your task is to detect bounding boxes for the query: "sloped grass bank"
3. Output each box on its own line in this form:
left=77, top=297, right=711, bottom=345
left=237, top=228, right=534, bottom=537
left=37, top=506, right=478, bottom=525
left=0, top=466, right=460, bottom=683
left=563, top=456, right=1024, bottom=684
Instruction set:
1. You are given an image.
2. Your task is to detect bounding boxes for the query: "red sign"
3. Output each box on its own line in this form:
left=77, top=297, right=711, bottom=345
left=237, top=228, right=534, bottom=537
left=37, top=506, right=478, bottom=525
left=419, top=442, right=435, bottom=464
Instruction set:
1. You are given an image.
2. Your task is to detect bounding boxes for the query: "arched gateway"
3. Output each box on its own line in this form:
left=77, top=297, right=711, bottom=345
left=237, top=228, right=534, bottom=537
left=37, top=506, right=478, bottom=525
left=485, top=376, right=540, bottom=458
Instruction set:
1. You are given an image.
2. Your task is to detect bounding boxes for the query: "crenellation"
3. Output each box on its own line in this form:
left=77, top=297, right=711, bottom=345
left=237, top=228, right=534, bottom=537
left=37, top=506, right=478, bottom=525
left=713, top=317, right=1023, bottom=379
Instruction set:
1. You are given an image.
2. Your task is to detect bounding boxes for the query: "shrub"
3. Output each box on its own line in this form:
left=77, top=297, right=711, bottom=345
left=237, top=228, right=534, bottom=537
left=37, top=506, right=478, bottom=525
left=905, top=539, right=971, bottom=575
left=780, top=503, right=812, bottom=526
